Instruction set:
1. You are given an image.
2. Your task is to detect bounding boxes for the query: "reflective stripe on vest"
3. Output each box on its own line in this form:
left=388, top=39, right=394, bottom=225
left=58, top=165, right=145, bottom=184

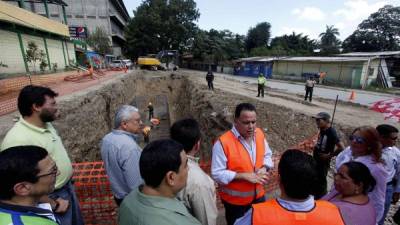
left=220, top=186, right=264, bottom=197
left=218, top=127, right=266, bottom=205
left=252, top=199, right=345, bottom=225
left=0, top=208, right=58, bottom=225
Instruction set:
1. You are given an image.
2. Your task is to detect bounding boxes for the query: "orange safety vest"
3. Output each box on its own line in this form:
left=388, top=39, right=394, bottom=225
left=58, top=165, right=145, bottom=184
left=252, top=199, right=345, bottom=225
left=218, top=127, right=266, bottom=205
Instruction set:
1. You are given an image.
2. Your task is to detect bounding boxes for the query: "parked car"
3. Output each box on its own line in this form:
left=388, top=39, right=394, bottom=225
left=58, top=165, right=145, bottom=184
left=122, top=59, right=133, bottom=69
left=110, top=60, right=124, bottom=69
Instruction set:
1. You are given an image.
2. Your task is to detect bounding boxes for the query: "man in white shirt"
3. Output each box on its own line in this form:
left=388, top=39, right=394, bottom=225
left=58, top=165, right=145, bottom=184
left=171, top=118, right=218, bottom=225
left=377, top=124, right=400, bottom=225
left=211, top=103, right=273, bottom=225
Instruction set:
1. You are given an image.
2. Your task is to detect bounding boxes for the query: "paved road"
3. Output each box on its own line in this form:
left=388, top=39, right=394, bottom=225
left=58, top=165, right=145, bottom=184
left=218, top=74, right=398, bottom=106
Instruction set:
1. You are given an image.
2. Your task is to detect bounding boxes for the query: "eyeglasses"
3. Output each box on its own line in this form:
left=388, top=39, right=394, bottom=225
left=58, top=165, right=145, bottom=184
left=349, top=135, right=366, bottom=144
left=37, top=166, right=59, bottom=178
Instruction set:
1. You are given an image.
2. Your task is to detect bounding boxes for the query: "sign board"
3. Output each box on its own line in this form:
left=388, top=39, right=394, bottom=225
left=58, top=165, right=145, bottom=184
left=69, top=26, right=87, bottom=38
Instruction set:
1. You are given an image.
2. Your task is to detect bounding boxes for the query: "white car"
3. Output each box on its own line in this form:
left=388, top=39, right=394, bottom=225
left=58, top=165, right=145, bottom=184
left=122, top=59, right=133, bottom=69
left=110, top=60, right=124, bottom=69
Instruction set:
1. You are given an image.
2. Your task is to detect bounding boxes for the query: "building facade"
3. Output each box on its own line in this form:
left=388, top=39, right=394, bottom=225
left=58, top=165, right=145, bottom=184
left=0, top=1, right=75, bottom=75
left=3, top=0, right=129, bottom=57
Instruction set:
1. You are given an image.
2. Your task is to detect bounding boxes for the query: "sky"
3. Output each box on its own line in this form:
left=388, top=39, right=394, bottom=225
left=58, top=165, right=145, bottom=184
left=122, top=0, right=399, bottom=41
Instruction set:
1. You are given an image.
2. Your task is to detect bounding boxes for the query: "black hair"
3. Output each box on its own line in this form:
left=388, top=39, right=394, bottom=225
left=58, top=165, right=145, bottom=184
left=343, top=161, right=376, bottom=194
left=279, top=149, right=317, bottom=199
left=234, top=103, right=256, bottom=118
left=0, top=146, right=48, bottom=200
left=18, top=85, right=58, bottom=117
left=139, top=139, right=184, bottom=188
left=170, top=118, right=201, bottom=153
left=376, top=124, right=399, bottom=137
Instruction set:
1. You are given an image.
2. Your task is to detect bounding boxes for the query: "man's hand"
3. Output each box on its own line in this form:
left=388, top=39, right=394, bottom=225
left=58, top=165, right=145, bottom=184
left=393, top=192, right=400, bottom=204
left=237, top=172, right=268, bottom=185
left=318, top=153, right=332, bottom=161
left=54, top=198, right=69, bottom=214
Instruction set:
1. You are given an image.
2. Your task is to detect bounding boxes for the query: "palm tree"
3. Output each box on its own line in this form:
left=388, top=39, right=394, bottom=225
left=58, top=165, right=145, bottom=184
left=319, top=25, right=341, bottom=55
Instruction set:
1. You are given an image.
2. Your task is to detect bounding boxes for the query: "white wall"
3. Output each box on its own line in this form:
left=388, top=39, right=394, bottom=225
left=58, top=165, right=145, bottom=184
left=0, top=30, right=26, bottom=74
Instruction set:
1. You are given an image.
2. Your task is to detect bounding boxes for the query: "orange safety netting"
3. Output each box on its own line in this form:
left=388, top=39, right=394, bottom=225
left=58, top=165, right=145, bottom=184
left=0, top=70, right=122, bottom=116
left=72, top=162, right=117, bottom=225
left=71, top=134, right=318, bottom=222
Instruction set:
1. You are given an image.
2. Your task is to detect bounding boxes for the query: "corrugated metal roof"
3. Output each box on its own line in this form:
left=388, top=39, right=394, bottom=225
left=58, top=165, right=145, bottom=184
left=237, top=56, right=277, bottom=62
left=277, top=56, right=370, bottom=62
left=0, top=1, right=69, bottom=37
left=338, top=51, right=400, bottom=57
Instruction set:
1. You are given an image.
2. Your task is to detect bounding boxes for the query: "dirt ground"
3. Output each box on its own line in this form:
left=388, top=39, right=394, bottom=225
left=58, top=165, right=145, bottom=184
left=183, top=69, right=399, bottom=130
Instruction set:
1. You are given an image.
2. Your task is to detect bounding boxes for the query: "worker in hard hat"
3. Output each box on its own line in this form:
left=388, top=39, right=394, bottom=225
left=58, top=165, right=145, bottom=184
left=147, top=102, right=154, bottom=121
left=143, top=126, right=151, bottom=144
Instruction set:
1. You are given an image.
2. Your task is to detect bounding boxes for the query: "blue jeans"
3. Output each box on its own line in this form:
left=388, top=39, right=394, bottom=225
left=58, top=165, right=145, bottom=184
left=49, top=181, right=84, bottom=225
left=378, top=183, right=393, bottom=225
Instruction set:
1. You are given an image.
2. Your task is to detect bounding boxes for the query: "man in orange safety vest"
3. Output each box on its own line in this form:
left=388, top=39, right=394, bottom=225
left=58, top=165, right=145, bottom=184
left=234, top=149, right=345, bottom=225
left=211, top=103, right=273, bottom=225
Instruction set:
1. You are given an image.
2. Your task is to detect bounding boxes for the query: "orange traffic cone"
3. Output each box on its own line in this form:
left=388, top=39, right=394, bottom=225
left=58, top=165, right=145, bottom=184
left=348, top=91, right=356, bottom=101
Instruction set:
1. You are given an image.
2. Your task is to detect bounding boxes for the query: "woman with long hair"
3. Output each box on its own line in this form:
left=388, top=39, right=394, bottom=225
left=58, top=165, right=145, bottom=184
left=323, top=161, right=376, bottom=225
left=335, top=126, right=388, bottom=223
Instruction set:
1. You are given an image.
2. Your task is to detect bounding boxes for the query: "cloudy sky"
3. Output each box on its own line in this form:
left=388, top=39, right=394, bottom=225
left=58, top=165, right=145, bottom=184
left=123, top=0, right=399, bottom=41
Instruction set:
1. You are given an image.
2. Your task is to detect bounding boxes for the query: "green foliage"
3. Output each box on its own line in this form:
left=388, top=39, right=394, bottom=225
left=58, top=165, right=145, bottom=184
left=319, top=25, right=341, bottom=55
left=125, top=0, right=200, bottom=58
left=343, top=5, right=400, bottom=52
left=26, top=41, right=48, bottom=73
left=0, top=61, right=8, bottom=68
left=190, top=29, right=245, bottom=64
left=39, top=50, right=47, bottom=72
left=86, top=27, right=112, bottom=55
left=245, top=22, right=271, bottom=53
left=269, top=32, right=317, bottom=56
left=52, top=63, right=58, bottom=72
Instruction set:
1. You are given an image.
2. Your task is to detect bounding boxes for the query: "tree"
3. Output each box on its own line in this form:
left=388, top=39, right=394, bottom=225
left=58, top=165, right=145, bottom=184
left=270, top=32, right=317, bottom=56
left=245, top=22, right=271, bottom=53
left=26, top=41, right=42, bottom=73
left=319, top=25, right=341, bottom=55
left=190, top=29, right=246, bottom=65
left=343, top=5, right=400, bottom=52
left=125, top=0, right=200, bottom=58
left=86, top=27, right=112, bottom=55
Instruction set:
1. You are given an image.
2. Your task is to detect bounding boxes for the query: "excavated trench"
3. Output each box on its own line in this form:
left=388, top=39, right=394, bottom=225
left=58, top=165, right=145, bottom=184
left=1, top=70, right=377, bottom=224
left=51, top=71, right=329, bottom=163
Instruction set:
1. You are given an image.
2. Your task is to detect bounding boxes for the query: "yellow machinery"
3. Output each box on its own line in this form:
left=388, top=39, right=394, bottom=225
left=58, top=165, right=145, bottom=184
left=137, top=50, right=179, bottom=70
left=137, top=57, right=161, bottom=70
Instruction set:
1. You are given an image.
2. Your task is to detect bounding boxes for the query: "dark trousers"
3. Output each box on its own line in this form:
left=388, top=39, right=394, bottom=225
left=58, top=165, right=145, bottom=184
left=222, top=196, right=265, bottom=225
left=148, top=111, right=153, bottom=120
left=305, top=87, right=313, bottom=102
left=114, top=196, right=123, bottom=206
left=207, top=80, right=214, bottom=90
left=313, top=153, right=330, bottom=199
left=257, top=84, right=265, bottom=97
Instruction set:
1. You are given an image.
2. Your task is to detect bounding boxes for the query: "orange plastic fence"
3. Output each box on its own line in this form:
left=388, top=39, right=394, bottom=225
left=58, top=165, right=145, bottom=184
left=72, top=162, right=117, bottom=225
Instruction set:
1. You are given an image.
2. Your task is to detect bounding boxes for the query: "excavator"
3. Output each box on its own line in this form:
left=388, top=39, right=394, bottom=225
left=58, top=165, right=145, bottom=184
left=137, top=50, right=179, bottom=70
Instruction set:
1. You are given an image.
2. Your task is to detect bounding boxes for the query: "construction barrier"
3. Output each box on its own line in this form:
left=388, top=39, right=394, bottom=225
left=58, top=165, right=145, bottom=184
left=72, top=162, right=117, bottom=225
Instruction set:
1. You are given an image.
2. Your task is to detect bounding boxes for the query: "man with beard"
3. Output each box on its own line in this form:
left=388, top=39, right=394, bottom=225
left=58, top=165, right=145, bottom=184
left=1, top=85, right=84, bottom=225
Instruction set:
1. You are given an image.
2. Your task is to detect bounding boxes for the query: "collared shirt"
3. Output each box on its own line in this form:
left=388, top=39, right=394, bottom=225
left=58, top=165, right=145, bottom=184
left=0, top=118, right=73, bottom=189
left=382, top=146, right=400, bottom=192
left=119, top=186, right=201, bottom=225
left=177, top=155, right=218, bottom=225
left=101, top=129, right=143, bottom=199
left=234, top=196, right=315, bottom=225
left=335, top=146, right=388, bottom=223
left=211, top=126, right=273, bottom=185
